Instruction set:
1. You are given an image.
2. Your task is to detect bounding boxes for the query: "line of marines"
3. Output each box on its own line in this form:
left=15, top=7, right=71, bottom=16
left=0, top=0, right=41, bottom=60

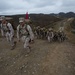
left=34, top=26, right=67, bottom=43
left=0, top=15, right=67, bottom=51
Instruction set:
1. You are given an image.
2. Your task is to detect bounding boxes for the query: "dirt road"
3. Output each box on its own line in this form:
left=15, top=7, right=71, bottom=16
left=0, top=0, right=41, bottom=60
left=0, top=38, right=75, bottom=75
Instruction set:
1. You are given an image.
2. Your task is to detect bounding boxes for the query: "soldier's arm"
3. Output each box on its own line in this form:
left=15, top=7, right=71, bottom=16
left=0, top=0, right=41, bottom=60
left=17, top=25, right=20, bottom=41
left=27, top=25, right=34, bottom=41
left=0, top=24, right=4, bottom=37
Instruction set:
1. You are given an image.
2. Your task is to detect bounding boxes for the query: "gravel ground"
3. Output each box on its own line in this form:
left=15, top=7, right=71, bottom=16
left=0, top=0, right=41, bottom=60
left=0, top=38, right=75, bottom=75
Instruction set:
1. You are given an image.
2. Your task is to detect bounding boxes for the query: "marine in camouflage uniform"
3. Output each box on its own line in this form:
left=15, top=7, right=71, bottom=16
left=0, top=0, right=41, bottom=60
left=0, top=16, right=16, bottom=50
left=17, top=17, right=34, bottom=51
left=47, top=28, right=54, bottom=42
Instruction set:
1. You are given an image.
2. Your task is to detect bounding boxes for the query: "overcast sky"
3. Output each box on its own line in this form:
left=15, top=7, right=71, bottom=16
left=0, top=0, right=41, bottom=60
left=0, top=0, right=75, bottom=15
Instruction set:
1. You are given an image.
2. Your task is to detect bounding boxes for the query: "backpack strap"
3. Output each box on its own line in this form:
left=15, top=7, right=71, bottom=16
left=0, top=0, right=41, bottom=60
left=25, top=24, right=29, bottom=35
left=6, top=23, right=10, bottom=33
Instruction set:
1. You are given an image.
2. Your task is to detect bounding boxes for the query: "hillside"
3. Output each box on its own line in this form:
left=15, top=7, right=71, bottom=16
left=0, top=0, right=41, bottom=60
left=50, top=12, right=75, bottom=18
left=51, top=18, right=75, bottom=43
left=0, top=13, right=75, bottom=75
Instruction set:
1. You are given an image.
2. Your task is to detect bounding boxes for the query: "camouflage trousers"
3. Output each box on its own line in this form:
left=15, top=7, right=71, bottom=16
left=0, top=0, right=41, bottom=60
left=5, top=32, right=15, bottom=47
left=21, top=36, right=30, bottom=49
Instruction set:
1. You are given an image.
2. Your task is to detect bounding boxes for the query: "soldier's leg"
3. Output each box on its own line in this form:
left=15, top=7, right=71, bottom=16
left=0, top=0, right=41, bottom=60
left=24, top=37, right=30, bottom=48
left=24, top=37, right=31, bottom=53
left=50, top=37, right=52, bottom=42
left=6, top=32, right=10, bottom=42
left=9, top=34, right=16, bottom=50
left=48, top=36, right=50, bottom=42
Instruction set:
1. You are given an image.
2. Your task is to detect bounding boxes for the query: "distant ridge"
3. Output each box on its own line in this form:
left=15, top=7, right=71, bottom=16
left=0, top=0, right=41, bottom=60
left=0, top=12, right=75, bottom=29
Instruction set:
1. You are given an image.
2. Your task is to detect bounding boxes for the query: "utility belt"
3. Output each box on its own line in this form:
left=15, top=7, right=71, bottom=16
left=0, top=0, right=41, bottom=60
left=3, top=30, right=10, bottom=33
left=20, top=33, right=29, bottom=37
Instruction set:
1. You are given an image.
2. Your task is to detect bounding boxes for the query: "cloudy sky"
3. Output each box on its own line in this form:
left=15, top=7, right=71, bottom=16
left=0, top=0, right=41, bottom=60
left=0, top=0, right=75, bottom=15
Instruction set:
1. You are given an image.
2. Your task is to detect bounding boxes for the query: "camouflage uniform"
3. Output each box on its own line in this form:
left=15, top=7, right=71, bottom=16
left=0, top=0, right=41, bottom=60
left=17, top=18, right=34, bottom=50
left=0, top=16, right=16, bottom=50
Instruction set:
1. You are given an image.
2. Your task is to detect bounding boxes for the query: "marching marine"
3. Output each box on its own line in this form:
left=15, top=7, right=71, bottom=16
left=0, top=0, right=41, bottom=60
left=0, top=16, right=16, bottom=50
left=47, top=28, right=54, bottom=42
left=17, top=17, right=34, bottom=52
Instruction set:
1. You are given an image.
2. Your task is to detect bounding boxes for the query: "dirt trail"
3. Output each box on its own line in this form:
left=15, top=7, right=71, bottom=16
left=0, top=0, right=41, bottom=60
left=0, top=38, right=75, bottom=75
